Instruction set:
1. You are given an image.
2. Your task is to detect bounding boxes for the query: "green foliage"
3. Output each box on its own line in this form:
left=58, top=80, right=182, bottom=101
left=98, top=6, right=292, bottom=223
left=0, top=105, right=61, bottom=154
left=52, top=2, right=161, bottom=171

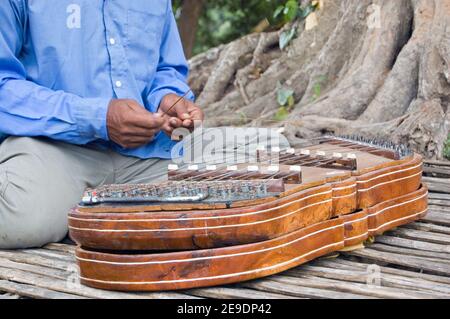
left=312, top=83, right=321, bottom=99
left=276, top=0, right=300, bottom=23
left=237, top=111, right=248, bottom=125
left=444, top=134, right=450, bottom=160
left=311, top=75, right=327, bottom=101
left=277, top=85, right=294, bottom=107
left=275, top=82, right=295, bottom=121
left=279, top=27, right=296, bottom=50
left=174, top=0, right=287, bottom=56
left=173, top=1, right=319, bottom=55
left=275, top=1, right=319, bottom=49
left=299, top=2, right=317, bottom=18
left=273, top=0, right=318, bottom=23
left=274, top=107, right=290, bottom=121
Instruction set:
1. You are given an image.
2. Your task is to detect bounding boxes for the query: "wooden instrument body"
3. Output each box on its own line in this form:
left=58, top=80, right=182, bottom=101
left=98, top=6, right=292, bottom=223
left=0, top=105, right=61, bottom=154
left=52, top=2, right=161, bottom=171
left=76, top=185, right=428, bottom=291
left=69, top=138, right=428, bottom=291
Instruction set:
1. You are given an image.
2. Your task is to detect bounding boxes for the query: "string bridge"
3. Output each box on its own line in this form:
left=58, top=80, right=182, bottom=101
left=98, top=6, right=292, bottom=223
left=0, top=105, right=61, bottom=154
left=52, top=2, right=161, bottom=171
left=81, top=179, right=284, bottom=206
left=168, top=164, right=302, bottom=184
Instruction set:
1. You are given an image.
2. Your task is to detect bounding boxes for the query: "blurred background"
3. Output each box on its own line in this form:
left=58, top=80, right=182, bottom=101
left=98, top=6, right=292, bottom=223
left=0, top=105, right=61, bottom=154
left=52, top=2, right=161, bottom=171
left=173, top=0, right=449, bottom=160
left=173, top=0, right=311, bottom=58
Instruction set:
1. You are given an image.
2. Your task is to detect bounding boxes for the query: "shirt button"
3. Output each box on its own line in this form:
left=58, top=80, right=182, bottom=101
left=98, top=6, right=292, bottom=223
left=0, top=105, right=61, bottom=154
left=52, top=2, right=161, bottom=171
left=109, top=38, right=116, bottom=45
left=115, top=80, right=122, bottom=88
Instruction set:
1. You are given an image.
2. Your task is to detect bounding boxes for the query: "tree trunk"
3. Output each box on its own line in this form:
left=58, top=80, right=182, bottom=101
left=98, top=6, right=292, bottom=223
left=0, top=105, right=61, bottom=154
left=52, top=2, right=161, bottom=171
left=188, top=0, right=450, bottom=160
left=178, top=0, right=205, bottom=58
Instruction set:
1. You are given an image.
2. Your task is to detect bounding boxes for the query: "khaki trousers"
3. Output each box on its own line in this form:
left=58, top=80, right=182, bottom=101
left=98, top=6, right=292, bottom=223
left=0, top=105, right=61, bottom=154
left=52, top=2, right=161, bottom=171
left=0, top=128, right=288, bottom=248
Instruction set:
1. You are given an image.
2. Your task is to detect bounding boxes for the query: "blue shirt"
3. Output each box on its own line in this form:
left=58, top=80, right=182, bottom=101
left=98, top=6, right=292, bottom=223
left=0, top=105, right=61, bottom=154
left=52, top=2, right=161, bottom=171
left=0, top=0, right=193, bottom=159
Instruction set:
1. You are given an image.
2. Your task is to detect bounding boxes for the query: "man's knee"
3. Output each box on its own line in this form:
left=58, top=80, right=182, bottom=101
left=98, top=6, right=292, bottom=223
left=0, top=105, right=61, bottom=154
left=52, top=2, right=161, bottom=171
left=0, top=137, right=75, bottom=249
left=0, top=180, right=68, bottom=249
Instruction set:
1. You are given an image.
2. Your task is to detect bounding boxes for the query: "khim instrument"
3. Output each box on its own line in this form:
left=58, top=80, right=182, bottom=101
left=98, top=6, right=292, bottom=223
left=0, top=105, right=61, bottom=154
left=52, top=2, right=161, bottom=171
left=69, top=135, right=427, bottom=291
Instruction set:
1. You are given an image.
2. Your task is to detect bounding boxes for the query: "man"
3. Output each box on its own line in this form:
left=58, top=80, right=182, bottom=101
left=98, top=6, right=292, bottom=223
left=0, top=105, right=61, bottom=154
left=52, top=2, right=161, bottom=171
left=0, top=0, right=287, bottom=249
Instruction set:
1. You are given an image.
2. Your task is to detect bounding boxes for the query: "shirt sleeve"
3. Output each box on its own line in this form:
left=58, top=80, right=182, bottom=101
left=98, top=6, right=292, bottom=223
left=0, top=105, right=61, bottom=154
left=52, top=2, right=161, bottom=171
left=146, top=1, right=195, bottom=113
left=0, top=0, right=111, bottom=144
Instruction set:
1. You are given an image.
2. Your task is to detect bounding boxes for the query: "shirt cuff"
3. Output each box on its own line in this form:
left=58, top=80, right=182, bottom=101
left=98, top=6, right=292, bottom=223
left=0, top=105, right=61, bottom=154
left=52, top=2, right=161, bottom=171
left=72, top=97, right=111, bottom=141
left=147, top=88, right=195, bottom=113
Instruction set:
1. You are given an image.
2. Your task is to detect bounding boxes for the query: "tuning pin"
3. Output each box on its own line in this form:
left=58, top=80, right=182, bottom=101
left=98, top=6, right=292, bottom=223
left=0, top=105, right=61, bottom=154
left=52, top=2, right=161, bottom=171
left=227, top=165, right=238, bottom=171
left=168, top=164, right=179, bottom=171
left=206, top=165, right=217, bottom=171
left=247, top=165, right=259, bottom=172
left=290, top=165, right=302, bottom=172
left=332, top=152, right=343, bottom=159
left=346, top=153, right=357, bottom=159
left=188, top=164, right=199, bottom=171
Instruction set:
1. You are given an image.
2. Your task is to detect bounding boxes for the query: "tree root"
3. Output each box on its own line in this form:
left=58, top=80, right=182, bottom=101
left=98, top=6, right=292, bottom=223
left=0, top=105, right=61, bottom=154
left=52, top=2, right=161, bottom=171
left=196, top=34, right=261, bottom=106
left=295, top=0, right=413, bottom=119
left=359, top=0, right=434, bottom=122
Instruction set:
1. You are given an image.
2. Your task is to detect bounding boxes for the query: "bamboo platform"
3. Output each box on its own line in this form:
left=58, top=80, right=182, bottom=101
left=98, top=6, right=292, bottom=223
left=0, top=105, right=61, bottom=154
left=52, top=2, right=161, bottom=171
left=0, top=160, right=449, bottom=299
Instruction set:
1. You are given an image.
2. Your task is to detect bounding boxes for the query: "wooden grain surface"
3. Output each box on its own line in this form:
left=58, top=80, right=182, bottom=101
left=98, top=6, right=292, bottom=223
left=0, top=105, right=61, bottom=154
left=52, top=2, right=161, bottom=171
left=0, top=161, right=449, bottom=298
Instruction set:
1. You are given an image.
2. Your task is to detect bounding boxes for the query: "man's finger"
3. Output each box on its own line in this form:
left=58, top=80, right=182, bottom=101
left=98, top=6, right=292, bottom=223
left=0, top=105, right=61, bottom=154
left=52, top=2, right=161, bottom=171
left=173, top=100, right=191, bottom=120
left=183, top=100, right=204, bottom=123
left=120, top=100, right=161, bottom=129
left=189, top=109, right=204, bottom=121
left=169, top=117, right=183, bottom=128
left=161, top=122, right=174, bottom=136
left=130, top=111, right=165, bottom=129
left=182, top=119, right=193, bottom=128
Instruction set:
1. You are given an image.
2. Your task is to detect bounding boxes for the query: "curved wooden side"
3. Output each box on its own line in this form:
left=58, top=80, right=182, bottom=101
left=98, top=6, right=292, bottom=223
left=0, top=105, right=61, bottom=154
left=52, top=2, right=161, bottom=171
left=76, top=185, right=427, bottom=292
left=367, top=184, right=428, bottom=236
left=76, top=218, right=345, bottom=292
left=355, top=154, right=422, bottom=209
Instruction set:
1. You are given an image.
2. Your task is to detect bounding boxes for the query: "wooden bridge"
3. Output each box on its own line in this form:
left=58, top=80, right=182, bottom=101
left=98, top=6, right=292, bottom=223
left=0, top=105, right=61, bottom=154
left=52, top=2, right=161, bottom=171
left=0, top=160, right=449, bottom=299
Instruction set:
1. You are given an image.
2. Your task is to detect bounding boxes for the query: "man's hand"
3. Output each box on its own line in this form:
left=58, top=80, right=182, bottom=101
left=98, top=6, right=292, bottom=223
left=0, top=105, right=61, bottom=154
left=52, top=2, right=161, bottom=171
left=107, top=99, right=170, bottom=149
left=158, top=94, right=204, bottom=131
